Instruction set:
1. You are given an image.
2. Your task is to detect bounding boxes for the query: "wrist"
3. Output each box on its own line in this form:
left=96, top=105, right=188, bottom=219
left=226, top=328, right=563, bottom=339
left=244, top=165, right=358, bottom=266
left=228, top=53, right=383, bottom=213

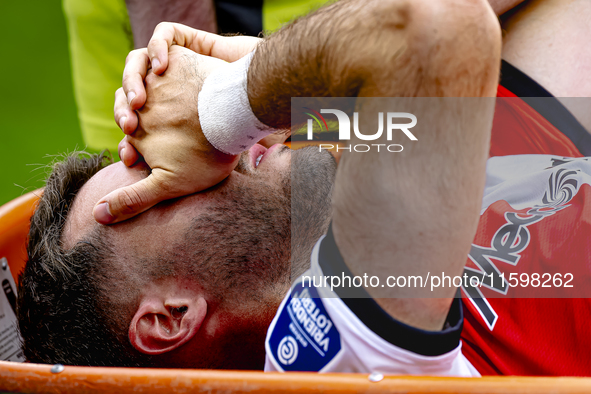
left=198, top=50, right=276, bottom=155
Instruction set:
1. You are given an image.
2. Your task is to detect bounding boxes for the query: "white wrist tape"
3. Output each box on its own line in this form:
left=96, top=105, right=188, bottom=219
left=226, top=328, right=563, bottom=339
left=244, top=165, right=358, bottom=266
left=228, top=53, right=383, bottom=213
left=198, top=51, right=275, bottom=155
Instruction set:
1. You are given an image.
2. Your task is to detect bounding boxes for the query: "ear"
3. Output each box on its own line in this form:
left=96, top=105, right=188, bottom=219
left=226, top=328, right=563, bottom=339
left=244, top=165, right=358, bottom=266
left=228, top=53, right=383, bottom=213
left=129, top=296, right=207, bottom=355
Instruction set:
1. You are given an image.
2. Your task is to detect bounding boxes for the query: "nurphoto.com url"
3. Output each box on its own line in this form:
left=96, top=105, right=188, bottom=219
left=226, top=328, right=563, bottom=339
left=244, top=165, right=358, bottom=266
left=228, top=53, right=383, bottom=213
left=301, top=272, right=574, bottom=293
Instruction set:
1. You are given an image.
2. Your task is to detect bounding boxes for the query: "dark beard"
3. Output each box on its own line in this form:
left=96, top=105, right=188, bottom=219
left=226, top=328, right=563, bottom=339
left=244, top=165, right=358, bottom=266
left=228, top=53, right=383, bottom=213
left=178, top=146, right=335, bottom=301
left=290, top=146, right=337, bottom=279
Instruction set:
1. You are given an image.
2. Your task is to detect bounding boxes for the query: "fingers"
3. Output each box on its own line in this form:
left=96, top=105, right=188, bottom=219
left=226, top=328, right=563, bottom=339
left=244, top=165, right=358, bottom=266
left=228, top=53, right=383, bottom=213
left=122, top=48, right=149, bottom=111
left=147, top=22, right=263, bottom=68
left=93, top=170, right=175, bottom=224
left=116, top=48, right=148, bottom=133
left=118, top=137, right=140, bottom=167
left=147, top=22, right=196, bottom=74
left=190, top=30, right=262, bottom=61
left=200, top=34, right=262, bottom=62
left=114, top=88, right=138, bottom=134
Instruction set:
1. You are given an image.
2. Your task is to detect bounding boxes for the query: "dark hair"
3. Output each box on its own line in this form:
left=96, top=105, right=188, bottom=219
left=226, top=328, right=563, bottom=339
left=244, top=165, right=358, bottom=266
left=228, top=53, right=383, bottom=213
left=17, top=152, right=152, bottom=366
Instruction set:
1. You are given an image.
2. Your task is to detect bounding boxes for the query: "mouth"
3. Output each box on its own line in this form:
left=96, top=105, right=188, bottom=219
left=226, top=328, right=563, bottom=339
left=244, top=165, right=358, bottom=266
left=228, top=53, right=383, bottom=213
left=249, top=144, right=267, bottom=168
left=248, top=143, right=287, bottom=169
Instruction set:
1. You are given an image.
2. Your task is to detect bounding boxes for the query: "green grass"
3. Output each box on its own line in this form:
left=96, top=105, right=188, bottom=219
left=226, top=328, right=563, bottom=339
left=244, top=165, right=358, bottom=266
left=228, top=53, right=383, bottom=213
left=0, top=0, right=84, bottom=206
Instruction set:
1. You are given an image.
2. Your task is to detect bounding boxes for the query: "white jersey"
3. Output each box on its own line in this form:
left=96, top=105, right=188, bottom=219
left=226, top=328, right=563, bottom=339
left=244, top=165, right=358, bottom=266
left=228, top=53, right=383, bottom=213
left=264, top=230, right=479, bottom=376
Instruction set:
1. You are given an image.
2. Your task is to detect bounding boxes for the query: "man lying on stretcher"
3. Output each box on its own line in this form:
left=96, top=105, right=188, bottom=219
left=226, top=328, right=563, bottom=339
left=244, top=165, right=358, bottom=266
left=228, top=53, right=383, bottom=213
left=106, top=0, right=591, bottom=376
left=18, top=0, right=502, bottom=373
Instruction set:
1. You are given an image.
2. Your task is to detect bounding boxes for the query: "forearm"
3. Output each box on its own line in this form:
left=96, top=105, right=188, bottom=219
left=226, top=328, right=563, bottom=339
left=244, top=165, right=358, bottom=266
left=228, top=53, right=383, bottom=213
left=247, top=0, right=515, bottom=129
left=248, top=0, right=390, bottom=129
left=125, top=0, right=217, bottom=48
left=332, top=6, right=500, bottom=330
left=247, top=0, right=501, bottom=331
left=332, top=2, right=500, bottom=330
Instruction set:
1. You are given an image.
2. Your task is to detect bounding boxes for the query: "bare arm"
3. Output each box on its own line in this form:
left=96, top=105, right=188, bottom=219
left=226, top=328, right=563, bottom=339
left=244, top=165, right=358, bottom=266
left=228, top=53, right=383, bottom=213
left=125, top=0, right=217, bottom=48
left=248, top=0, right=501, bottom=330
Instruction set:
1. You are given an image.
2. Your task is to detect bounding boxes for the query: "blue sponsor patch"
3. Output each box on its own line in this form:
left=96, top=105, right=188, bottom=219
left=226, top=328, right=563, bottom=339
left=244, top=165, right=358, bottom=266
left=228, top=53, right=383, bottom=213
left=268, top=281, right=341, bottom=371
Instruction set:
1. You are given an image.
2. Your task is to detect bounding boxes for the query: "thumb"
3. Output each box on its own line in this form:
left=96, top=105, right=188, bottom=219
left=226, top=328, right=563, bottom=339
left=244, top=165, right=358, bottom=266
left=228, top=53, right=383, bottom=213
left=93, top=174, right=172, bottom=224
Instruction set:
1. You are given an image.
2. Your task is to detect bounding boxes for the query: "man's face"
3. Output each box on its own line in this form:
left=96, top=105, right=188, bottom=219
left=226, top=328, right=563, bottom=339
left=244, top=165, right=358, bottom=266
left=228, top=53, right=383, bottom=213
left=63, top=142, right=335, bottom=318
left=63, top=143, right=292, bottom=255
left=37, top=144, right=334, bottom=369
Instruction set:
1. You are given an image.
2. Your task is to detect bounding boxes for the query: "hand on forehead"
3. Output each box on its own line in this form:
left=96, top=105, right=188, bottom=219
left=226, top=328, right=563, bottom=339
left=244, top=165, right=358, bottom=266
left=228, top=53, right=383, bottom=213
left=62, top=161, right=207, bottom=253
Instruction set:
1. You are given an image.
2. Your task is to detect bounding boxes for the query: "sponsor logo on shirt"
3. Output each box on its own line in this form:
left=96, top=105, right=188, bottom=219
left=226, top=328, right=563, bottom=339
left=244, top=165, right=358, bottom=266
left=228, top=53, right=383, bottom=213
left=463, top=158, right=586, bottom=329
left=268, top=281, right=341, bottom=371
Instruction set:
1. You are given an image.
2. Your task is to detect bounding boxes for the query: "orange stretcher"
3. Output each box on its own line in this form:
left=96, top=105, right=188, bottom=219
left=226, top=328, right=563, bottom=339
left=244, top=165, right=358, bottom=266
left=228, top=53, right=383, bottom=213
left=1, top=189, right=591, bottom=393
